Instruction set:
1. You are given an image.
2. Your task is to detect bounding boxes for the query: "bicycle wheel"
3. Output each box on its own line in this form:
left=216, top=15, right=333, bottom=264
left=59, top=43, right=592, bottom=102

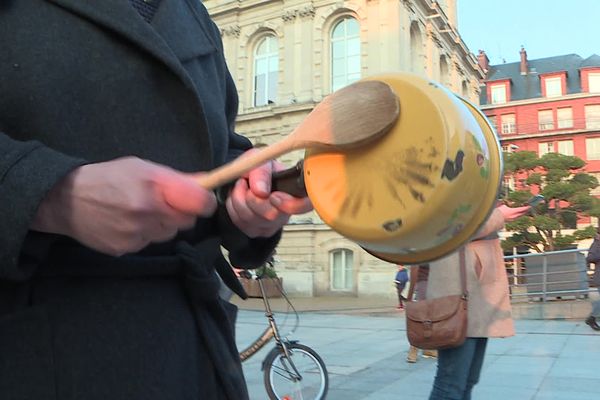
left=263, top=343, right=329, bottom=400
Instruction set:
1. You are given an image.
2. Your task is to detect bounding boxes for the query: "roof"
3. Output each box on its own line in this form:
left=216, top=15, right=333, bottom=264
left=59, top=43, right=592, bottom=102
left=581, top=54, right=600, bottom=68
left=480, top=53, right=600, bottom=104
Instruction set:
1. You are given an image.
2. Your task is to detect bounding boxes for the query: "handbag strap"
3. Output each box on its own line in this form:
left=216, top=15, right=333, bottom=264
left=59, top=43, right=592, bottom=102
left=406, top=247, right=468, bottom=301
left=407, top=266, right=418, bottom=301
left=459, top=247, right=468, bottom=299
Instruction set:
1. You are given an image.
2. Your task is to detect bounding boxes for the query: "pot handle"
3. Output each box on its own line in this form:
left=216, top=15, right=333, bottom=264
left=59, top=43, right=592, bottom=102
left=214, top=160, right=307, bottom=204
left=270, top=160, right=307, bottom=198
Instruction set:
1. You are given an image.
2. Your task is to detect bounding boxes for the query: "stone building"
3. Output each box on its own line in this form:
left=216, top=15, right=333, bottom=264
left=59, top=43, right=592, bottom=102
left=205, top=0, right=484, bottom=297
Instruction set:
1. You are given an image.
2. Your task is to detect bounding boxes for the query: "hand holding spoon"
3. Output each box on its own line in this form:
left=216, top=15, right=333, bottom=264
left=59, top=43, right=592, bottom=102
left=195, top=80, right=400, bottom=190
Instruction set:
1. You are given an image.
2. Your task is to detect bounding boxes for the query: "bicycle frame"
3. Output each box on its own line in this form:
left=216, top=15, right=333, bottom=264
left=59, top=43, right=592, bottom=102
left=237, top=278, right=302, bottom=378
left=256, top=278, right=303, bottom=380
left=237, top=275, right=329, bottom=400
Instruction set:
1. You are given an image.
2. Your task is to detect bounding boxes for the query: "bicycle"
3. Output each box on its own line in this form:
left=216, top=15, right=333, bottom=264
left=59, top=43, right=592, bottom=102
left=237, top=274, right=329, bottom=400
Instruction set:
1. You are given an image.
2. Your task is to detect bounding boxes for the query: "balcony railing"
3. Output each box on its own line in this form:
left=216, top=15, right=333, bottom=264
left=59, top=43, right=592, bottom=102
left=489, top=117, right=600, bottom=136
left=504, top=248, right=596, bottom=302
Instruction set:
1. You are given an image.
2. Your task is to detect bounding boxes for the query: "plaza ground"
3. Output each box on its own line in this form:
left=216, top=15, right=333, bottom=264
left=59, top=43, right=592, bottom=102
left=233, top=295, right=600, bottom=399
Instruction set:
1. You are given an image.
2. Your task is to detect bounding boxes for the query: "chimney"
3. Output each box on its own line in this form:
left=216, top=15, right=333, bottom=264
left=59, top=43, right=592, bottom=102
left=445, top=0, right=458, bottom=28
left=520, top=46, right=528, bottom=75
left=477, top=50, right=489, bottom=74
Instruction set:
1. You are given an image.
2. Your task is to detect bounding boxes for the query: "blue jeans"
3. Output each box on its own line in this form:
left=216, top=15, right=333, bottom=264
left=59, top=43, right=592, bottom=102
left=429, top=338, right=488, bottom=400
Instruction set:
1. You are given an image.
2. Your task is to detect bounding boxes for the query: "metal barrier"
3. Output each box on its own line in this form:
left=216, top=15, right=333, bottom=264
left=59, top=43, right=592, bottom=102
left=504, top=248, right=596, bottom=302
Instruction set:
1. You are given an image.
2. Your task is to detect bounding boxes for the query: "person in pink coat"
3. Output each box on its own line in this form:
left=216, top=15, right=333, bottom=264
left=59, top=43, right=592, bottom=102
left=426, top=204, right=530, bottom=400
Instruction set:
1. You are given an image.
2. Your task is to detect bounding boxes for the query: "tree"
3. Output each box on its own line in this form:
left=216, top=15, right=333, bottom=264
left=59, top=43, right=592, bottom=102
left=501, top=151, right=600, bottom=252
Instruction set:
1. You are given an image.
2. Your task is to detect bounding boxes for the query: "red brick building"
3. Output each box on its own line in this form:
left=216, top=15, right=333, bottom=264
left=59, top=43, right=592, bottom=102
left=478, top=48, right=600, bottom=198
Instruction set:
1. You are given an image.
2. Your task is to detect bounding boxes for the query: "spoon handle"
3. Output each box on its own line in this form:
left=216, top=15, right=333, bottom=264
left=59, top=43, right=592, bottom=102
left=195, top=136, right=297, bottom=190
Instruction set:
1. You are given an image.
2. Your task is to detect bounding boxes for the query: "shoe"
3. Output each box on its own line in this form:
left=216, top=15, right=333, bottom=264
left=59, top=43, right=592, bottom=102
left=422, top=349, right=438, bottom=359
left=406, top=346, right=418, bottom=363
left=585, top=316, right=600, bottom=331
left=396, top=305, right=404, bottom=310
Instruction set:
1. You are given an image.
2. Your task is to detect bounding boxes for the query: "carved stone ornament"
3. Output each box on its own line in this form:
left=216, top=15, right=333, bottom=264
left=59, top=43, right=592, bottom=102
left=282, top=5, right=316, bottom=22
left=298, top=5, right=316, bottom=18
left=401, top=0, right=415, bottom=13
left=427, top=30, right=442, bottom=48
left=282, top=10, right=297, bottom=22
left=454, top=61, right=465, bottom=76
left=220, top=25, right=241, bottom=37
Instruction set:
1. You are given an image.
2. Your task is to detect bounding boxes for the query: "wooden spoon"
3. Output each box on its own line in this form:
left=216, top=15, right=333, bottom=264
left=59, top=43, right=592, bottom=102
left=195, top=80, right=400, bottom=190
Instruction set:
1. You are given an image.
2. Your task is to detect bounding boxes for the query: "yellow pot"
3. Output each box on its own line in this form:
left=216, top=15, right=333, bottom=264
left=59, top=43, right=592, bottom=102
left=303, top=73, right=503, bottom=264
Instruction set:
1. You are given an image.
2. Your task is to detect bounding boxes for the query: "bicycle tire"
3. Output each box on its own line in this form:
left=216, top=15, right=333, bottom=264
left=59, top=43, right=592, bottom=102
left=263, top=343, right=329, bottom=400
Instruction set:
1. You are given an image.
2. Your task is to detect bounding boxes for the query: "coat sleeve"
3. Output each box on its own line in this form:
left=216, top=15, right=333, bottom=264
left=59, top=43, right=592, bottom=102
left=473, top=208, right=505, bottom=240
left=0, top=132, right=87, bottom=280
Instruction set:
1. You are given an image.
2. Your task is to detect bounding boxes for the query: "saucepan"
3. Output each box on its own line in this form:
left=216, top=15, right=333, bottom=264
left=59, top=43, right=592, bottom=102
left=273, top=73, right=503, bottom=264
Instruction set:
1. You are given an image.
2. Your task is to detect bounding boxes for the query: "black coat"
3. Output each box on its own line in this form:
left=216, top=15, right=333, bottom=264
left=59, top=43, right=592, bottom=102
left=0, top=1, right=279, bottom=399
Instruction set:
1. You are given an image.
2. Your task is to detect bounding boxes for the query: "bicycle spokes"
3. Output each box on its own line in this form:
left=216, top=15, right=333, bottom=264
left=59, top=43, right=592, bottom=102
left=280, top=379, right=304, bottom=400
left=281, top=385, right=304, bottom=400
left=265, top=344, right=328, bottom=400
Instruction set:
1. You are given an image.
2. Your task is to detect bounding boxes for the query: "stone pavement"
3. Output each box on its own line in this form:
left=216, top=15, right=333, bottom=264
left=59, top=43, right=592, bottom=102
left=232, top=296, right=600, bottom=400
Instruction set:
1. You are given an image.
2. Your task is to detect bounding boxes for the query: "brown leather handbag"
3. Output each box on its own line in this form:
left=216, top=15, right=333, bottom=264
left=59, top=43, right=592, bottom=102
left=404, top=248, right=468, bottom=350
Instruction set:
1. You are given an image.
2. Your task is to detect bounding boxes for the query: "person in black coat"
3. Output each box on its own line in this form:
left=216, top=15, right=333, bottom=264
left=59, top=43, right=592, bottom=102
left=0, top=1, right=312, bottom=399
left=585, top=229, right=600, bottom=331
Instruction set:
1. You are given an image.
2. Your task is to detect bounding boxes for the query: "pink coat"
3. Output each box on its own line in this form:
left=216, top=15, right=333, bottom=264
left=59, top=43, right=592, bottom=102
left=426, top=209, right=515, bottom=338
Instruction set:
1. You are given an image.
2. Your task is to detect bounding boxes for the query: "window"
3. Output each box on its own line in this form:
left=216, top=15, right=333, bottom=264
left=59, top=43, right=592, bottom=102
left=330, top=249, right=353, bottom=291
left=538, top=142, right=554, bottom=156
left=502, top=143, right=519, bottom=153
left=557, top=107, right=573, bottom=129
left=503, top=176, right=516, bottom=191
left=586, top=137, right=600, bottom=160
left=253, top=36, right=278, bottom=107
left=538, top=109, right=554, bottom=131
left=544, top=77, right=562, bottom=98
left=440, top=56, right=450, bottom=87
left=585, top=105, right=600, bottom=129
left=557, top=140, right=574, bottom=156
left=490, top=84, right=506, bottom=104
left=589, top=72, right=600, bottom=93
left=331, top=17, right=361, bottom=92
left=461, top=81, right=469, bottom=97
left=590, top=172, right=600, bottom=196
left=501, top=114, right=516, bottom=134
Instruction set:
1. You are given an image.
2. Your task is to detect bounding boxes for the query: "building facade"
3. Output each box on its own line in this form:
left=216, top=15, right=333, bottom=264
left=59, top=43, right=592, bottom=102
left=205, top=0, right=484, bottom=296
left=478, top=49, right=600, bottom=202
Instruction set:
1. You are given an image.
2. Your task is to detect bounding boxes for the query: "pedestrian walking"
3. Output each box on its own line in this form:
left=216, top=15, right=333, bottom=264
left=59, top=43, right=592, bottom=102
left=394, top=265, right=410, bottom=310
left=426, top=204, right=530, bottom=400
left=585, top=228, right=600, bottom=331
left=0, top=2, right=312, bottom=399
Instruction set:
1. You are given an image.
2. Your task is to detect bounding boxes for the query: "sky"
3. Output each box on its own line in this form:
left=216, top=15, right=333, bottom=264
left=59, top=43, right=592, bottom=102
left=457, top=0, right=600, bottom=65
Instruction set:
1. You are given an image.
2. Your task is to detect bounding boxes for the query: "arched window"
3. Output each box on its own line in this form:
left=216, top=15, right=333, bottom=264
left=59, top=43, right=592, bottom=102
left=410, top=21, right=424, bottom=74
left=440, top=55, right=450, bottom=88
left=254, top=35, right=278, bottom=107
left=331, top=17, right=361, bottom=92
left=330, top=249, right=354, bottom=291
left=462, top=80, right=469, bottom=97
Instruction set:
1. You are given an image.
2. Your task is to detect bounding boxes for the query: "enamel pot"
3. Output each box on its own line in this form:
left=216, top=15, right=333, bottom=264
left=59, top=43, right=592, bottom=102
left=302, top=73, right=503, bottom=264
